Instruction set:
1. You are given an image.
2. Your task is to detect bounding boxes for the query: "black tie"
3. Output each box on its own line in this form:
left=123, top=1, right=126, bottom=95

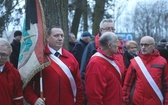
left=54, top=52, right=60, bottom=58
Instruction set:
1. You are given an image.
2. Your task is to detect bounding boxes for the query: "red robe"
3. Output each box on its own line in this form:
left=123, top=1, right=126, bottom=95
left=23, top=47, right=84, bottom=105
left=0, top=62, right=23, bottom=105
left=85, top=49, right=124, bottom=105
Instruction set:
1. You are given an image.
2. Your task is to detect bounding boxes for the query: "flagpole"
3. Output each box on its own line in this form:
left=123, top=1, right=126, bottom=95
left=38, top=0, right=46, bottom=101
left=40, top=70, right=45, bottom=101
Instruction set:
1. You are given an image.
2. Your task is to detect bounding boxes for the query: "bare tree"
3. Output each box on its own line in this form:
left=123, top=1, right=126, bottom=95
left=132, top=0, right=168, bottom=42
left=92, top=0, right=106, bottom=35
left=70, top=0, right=83, bottom=36
left=0, top=0, right=23, bottom=37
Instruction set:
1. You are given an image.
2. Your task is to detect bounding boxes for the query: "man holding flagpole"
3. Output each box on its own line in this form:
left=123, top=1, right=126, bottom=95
left=18, top=0, right=84, bottom=104
left=23, top=26, right=84, bottom=105
left=122, top=36, right=168, bottom=105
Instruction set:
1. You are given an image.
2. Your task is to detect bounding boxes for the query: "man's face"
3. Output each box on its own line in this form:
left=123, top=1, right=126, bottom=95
left=0, top=45, right=10, bottom=66
left=47, top=28, right=64, bottom=50
left=69, top=34, right=76, bottom=43
left=100, top=22, right=115, bottom=34
left=15, top=35, right=22, bottom=41
left=140, top=38, right=155, bottom=54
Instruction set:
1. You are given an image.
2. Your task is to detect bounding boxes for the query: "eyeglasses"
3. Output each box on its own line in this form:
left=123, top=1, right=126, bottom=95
left=0, top=53, right=9, bottom=59
left=140, top=43, right=153, bottom=47
left=101, top=27, right=115, bottom=32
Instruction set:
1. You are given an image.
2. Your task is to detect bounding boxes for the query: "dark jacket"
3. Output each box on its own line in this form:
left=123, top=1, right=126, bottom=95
left=123, top=50, right=137, bottom=69
left=157, top=45, right=168, bottom=62
left=69, top=42, right=76, bottom=53
left=72, top=39, right=88, bottom=67
left=80, top=40, right=97, bottom=84
left=10, top=39, right=21, bottom=69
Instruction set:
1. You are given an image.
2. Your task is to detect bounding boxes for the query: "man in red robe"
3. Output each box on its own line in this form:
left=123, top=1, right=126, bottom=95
left=23, top=26, right=84, bottom=105
left=85, top=32, right=124, bottom=105
left=0, top=38, right=23, bottom=105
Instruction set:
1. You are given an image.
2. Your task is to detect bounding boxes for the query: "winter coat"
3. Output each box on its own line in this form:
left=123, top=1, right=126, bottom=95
left=123, top=49, right=168, bottom=105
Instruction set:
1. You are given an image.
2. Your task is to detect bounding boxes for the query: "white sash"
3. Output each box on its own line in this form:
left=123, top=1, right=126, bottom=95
left=50, top=54, right=77, bottom=102
left=92, top=52, right=122, bottom=79
left=134, top=56, right=163, bottom=105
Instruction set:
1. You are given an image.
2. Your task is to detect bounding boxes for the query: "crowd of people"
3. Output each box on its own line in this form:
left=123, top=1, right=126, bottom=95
left=0, top=19, right=168, bottom=105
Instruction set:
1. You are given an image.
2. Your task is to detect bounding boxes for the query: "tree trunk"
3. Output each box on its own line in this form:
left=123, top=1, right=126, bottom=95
left=70, top=0, right=83, bottom=36
left=92, top=0, right=105, bottom=35
left=83, top=0, right=88, bottom=31
left=41, top=0, right=68, bottom=49
left=0, top=0, right=15, bottom=37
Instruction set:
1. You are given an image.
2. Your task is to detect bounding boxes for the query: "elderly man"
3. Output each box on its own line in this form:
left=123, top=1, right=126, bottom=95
left=0, top=38, right=23, bottom=105
left=80, top=19, right=125, bottom=83
left=23, top=26, right=84, bottom=105
left=80, top=19, right=125, bottom=105
left=85, top=32, right=123, bottom=105
left=123, top=36, right=168, bottom=105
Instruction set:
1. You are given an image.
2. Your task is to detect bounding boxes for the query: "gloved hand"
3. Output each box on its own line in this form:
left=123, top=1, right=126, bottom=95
left=34, top=98, right=45, bottom=105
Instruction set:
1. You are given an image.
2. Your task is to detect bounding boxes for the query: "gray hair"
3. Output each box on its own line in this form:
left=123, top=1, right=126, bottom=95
left=99, top=19, right=114, bottom=28
left=0, top=38, right=12, bottom=53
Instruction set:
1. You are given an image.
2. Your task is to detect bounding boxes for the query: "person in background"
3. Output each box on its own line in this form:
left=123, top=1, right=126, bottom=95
left=157, top=39, right=168, bottom=62
left=117, top=36, right=124, bottom=54
left=85, top=32, right=123, bottom=105
left=123, top=36, right=168, bottom=105
left=0, top=38, right=23, bottom=105
left=123, top=40, right=138, bottom=69
left=10, top=30, right=22, bottom=69
left=23, top=26, right=84, bottom=105
left=122, top=39, right=129, bottom=51
left=69, top=33, right=77, bottom=52
left=72, top=31, right=94, bottom=67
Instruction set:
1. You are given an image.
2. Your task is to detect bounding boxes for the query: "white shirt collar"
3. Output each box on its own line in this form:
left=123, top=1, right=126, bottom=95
left=0, top=65, right=4, bottom=73
left=47, top=44, right=62, bottom=55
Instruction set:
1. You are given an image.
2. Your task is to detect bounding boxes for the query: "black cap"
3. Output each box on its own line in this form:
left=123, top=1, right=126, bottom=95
left=14, top=31, right=22, bottom=37
left=81, top=31, right=94, bottom=38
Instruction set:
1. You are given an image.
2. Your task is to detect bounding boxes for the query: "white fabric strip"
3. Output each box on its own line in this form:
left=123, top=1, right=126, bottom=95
left=40, top=77, right=43, bottom=92
left=50, top=54, right=77, bottom=102
left=13, top=96, right=23, bottom=100
left=92, top=52, right=122, bottom=79
left=134, top=56, right=163, bottom=105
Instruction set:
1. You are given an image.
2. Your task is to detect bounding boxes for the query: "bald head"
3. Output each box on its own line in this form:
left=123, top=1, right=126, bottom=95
left=99, top=32, right=118, bottom=55
left=140, top=36, right=155, bottom=44
left=99, top=32, right=117, bottom=47
left=140, top=36, right=155, bottom=54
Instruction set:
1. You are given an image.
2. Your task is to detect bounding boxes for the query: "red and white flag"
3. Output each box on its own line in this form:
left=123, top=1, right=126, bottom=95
left=18, top=0, right=49, bottom=88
